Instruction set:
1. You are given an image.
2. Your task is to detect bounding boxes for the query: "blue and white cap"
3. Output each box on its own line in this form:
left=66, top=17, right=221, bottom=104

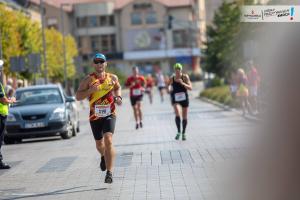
left=93, top=53, right=106, bottom=61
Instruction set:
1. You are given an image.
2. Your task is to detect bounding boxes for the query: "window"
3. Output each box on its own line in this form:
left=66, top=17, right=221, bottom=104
left=146, top=11, right=157, bottom=24
left=100, top=16, right=108, bottom=26
left=101, top=35, right=109, bottom=52
left=110, top=35, right=116, bottom=52
left=76, top=17, right=87, bottom=28
left=88, top=16, right=98, bottom=27
left=91, top=36, right=101, bottom=51
left=173, top=30, right=188, bottom=48
left=109, top=15, right=115, bottom=26
left=131, top=12, right=142, bottom=25
left=90, top=34, right=116, bottom=53
left=77, top=36, right=82, bottom=48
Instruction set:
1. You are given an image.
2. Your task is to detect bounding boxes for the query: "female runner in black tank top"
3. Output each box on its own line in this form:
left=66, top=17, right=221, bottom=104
left=167, top=63, right=192, bottom=141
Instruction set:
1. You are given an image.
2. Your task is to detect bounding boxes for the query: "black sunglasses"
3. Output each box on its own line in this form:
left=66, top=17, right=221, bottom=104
left=93, top=59, right=105, bottom=64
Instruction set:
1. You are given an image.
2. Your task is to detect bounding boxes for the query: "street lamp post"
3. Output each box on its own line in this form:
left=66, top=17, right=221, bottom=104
left=60, top=3, right=69, bottom=92
left=0, top=29, right=4, bottom=84
left=40, top=0, right=48, bottom=84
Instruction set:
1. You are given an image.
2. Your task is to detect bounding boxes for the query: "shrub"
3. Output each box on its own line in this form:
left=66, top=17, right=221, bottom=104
left=200, top=85, right=238, bottom=107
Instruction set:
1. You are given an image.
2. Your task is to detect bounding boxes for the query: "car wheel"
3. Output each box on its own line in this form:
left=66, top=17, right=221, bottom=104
left=4, top=136, right=15, bottom=145
left=60, top=121, right=72, bottom=139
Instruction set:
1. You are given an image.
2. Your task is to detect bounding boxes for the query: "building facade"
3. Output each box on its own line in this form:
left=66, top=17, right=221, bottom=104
left=73, top=0, right=205, bottom=76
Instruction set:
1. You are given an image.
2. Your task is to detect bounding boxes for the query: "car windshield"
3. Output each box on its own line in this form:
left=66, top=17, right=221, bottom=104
left=14, top=88, right=63, bottom=106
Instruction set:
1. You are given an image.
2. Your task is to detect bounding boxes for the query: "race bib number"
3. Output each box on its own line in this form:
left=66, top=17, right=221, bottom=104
left=132, top=89, right=142, bottom=96
left=95, top=104, right=111, bottom=117
left=175, top=92, right=186, bottom=102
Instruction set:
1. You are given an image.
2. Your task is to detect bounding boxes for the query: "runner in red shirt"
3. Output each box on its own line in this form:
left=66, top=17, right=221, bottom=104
left=145, top=74, right=154, bottom=104
left=125, top=66, right=146, bottom=129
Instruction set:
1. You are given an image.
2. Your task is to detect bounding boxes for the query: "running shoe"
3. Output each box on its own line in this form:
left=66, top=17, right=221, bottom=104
left=182, top=134, right=186, bottom=141
left=136, top=123, right=139, bottom=129
left=139, top=122, right=143, bottom=128
left=105, top=171, right=113, bottom=184
left=100, top=156, right=106, bottom=171
left=175, top=133, right=181, bottom=140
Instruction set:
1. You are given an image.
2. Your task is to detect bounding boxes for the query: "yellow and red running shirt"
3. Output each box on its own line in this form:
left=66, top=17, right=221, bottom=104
left=88, top=72, right=116, bottom=121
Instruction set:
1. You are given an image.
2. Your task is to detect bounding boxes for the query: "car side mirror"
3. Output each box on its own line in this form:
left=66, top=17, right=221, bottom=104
left=66, top=96, right=76, bottom=103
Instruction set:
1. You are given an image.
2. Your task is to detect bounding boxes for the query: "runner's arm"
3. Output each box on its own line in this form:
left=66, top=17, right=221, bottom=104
left=181, top=74, right=193, bottom=91
left=166, top=76, right=173, bottom=93
left=112, top=75, right=122, bottom=97
left=124, top=77, right=131, bottom=88
left=75, top=76, right=93, bottom=101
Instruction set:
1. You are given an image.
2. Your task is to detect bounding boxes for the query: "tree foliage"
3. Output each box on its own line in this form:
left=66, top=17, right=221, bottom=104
left=0, top=4, right=78, bottom=83
left=204, top=2, right=242, bottom=79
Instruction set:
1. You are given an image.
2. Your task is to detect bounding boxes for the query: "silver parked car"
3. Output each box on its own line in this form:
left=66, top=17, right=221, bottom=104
left=4, top=85, right=80, bottom=144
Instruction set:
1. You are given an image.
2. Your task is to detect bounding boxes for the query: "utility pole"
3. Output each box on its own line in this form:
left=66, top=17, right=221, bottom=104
left=0, top=29, right=3, bottom=84
left=61, top=4, right=68, bottom=92
left=40, top=0, right=48, bottom=84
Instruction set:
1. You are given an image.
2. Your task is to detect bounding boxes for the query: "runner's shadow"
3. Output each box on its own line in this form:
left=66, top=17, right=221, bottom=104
left=2, top=186, right=107, bottom=200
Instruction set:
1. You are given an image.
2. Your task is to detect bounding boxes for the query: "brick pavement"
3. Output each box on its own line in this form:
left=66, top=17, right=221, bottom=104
left=0, top=83, right=254, bottom=200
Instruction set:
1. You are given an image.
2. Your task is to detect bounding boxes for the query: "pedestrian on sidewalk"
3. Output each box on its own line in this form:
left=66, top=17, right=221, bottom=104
left=145, top=74, right=154, bottom=104
left=125, top=66, right=146, bottom=129
left=236, top=68, right=252, bottom=116
left=167, top=63, right=192, bottom=141
left=0, top=78, right=16, bottom=169
left=75, top=53, right=122, bottom=184
left=247, top=62, right=260, bottom=114
left=229, top=70, right=238, bottom=99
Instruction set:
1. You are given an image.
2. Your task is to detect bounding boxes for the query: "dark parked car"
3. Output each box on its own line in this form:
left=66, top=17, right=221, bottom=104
left=4, top=85, right=80, bottom=144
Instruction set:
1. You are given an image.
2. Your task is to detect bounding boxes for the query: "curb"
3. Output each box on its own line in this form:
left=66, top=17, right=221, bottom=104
left=199, top=97, right=261, bottom=122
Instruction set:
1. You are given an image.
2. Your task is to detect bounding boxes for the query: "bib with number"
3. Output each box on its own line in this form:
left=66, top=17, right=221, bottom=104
left=132, top=89, right=142, bottom=96
left=174, top=92, right=186, bottom=102
left=95, top=104, right=111, bottom=117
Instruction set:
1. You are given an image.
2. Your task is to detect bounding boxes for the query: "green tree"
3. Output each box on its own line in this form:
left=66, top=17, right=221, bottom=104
left=0, top=4, right=22, bottom=75
left=45, top=28, right=78, bottom=83
left=0, top=4, right=78, bottom=84
left=16, top=13, right=42, bottom=81
left=204, top=2, right=241, bottom=79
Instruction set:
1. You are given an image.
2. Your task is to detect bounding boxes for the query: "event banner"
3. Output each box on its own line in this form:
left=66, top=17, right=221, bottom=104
left=241, top=6, right=300, bottom=22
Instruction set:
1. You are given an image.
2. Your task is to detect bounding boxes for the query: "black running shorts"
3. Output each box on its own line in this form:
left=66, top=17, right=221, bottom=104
left=171, top=94, right=189, bottom=108
left=89, top=115, right=116, bottom=140
left=130, top=95, right=143, bottom=106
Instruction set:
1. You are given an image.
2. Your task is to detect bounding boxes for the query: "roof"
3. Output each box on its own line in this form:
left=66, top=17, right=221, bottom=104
left=29, top=0, right=193, bottom=11
left=16, top=84, right=62, bottom=91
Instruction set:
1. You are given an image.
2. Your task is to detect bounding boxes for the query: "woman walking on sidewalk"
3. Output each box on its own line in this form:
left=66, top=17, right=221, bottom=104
left=236, top=68, right=252, bottom=116
left=167, top=63, right=192, bottom=141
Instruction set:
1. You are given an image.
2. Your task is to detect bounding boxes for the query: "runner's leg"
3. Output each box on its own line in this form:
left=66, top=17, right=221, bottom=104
left=173, top=104, right=181, bottom=139
left=137, top=101, right=143, bottom=127
left=103, top=133, right=115, bottom=172
left=182, top=107, right=188, bottom=140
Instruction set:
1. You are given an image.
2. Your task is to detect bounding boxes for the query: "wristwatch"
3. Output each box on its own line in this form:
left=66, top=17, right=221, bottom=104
left=114, top=96, right=122, bottom=102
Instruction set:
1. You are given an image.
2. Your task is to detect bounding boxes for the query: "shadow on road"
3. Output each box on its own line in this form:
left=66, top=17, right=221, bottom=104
left=1, top=186, right=107, bottom=200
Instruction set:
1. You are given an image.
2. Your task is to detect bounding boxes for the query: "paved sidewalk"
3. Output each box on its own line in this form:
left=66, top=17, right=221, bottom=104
left=0, top=83, right=254, bottom=200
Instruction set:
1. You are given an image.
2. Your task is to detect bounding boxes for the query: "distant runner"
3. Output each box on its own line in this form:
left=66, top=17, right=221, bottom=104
left=125, top=66, right=146, bottom=129
left=145, top=74, right=154, bottom=104
left=156, top=71, right=166, bottom=102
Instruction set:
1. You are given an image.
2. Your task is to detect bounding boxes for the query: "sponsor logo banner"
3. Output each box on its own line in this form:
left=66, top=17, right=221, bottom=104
left=241, top=6, right=299, bottom=22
